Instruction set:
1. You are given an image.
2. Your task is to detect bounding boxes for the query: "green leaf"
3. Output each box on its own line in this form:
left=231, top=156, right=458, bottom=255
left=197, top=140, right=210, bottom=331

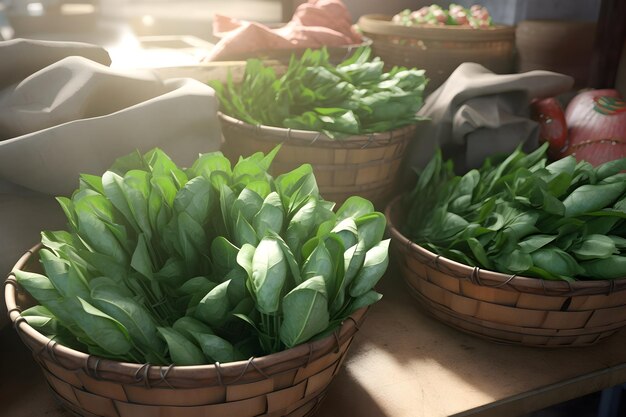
left=331, top=218, right=358, bottom=251
left=518, top=235, right=557, bottom=253
left=74, top=198, right=128, bottom=261
left=467, top=238, right=493, bottom=269
left=595, top=158, right=626, bottom=181
left=285, top=198, right=323, bottom=258
left=211, top=236, right=240, bottom=277
left=74, top=297, right=133, bottom=356
left=494, top=249, right=533, bottom=273
left=581, top=256, right=626, bottom=279
left=195, top=280, right=232, bottom=327
left=355, top=212, right=387, bottom=251
left=232, top=188, right=264, bottom=223
left=234, top=212, right=259, bottom=248
left=346, top=290, right=383, bottom=316
left=349, top=239, right=390, bottom=297
left=131, top=234, right=154, bottom=280
left=79, top=174, right=104, bottom=194
left=179, top=276, right=216, bottom=297
left=219, top=184, right=236, bottom=236
left=21, top=306, right=65, bottom=336
left=280, top=276, right=329, bottom=348
left=571, top=234, right=617, bottom=260
left=188, top=151, right=232, bottom=180
left=191, top=333, right=240, bottom=363
left=275, top=165, right=319, bottom=213
left=122, top=170, right=153, bottom=239
left=13, top=270, right=61, bottom=303
left=531, top=248, right=583, bottom=278
left=102, top=171, right=136, bottom=229
left=174, top=176, right=214, bottom=224
left=251, top=237, right=287, bottom=314
left=90, top=286, right=165, bottom=355
left=39, top=248, right=89, bottom=299
left=253, top=192, right=285, bottom=239
left=271, top=232, right=303, bottom=286
left=157, top=327, right=206, bottom=365
left=563, top=182, right=626, bottom=217
left=302, top=239, right=334, bottom=294
left=173, top=316, right=214, bottom=339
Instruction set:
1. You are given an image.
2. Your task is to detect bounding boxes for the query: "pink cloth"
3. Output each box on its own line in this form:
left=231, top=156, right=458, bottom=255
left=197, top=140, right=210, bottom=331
left=206, top=0, right=361, bottom=61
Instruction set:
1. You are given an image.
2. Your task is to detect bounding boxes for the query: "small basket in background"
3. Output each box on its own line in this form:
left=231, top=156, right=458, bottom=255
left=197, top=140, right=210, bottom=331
left=358, top=14, right=515, bottom=92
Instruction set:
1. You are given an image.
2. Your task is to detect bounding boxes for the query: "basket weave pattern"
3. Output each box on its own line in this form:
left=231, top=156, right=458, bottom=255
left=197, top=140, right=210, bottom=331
left=358, top=14, right=515, bottom=91
left=220, top=113, right=416, bottom=206
left=5, top=246, right=367, bottom=417
left=386, top=197, right=626, bottom=347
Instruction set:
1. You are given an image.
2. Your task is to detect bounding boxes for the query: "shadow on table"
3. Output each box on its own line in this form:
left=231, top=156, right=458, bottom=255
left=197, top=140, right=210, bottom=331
left=317, top=365, right=389, bottom=417
left=0, top=325, right=70, bottom=417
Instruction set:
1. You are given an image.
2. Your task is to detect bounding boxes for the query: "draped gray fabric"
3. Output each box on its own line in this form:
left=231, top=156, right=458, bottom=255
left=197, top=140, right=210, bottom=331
left=0, top=39, right=222, bottom=325
left=406, top=63, right=575, bottom=173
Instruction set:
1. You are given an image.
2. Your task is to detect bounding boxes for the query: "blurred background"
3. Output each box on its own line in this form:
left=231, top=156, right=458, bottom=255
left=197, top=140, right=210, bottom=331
left=0, top=0, right=603, bottom=65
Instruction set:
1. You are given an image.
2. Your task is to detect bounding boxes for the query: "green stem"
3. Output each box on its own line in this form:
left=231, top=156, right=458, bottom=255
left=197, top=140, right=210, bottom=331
left=273, top=313, right=281, bottom=353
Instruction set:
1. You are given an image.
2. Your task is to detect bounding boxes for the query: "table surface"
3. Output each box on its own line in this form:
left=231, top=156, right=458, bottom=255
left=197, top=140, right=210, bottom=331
left=2, top=261, right=626, bottom=417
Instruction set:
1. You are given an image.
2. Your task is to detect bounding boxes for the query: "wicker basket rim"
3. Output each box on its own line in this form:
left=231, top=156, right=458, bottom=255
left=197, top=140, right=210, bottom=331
left=218, top=112, right=418, bottom=144
left=358, top=14, right=515, bottom=40
left=385, top=195, right=626, bottom=295
left=5, top=244, right=367, bottom=383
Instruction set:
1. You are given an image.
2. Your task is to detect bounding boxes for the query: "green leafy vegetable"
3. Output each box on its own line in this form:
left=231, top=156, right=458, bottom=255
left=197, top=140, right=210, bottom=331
left=15, top=147, right=387, bottom=365
left=210, top=47, right=428, bottom=137
left=405, top=145, right=626, bottom=281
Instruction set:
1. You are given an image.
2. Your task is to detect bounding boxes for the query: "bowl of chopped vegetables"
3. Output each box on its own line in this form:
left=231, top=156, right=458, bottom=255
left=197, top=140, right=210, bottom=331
left=358, top=4, right=515, bottom=92
left=386, top=144, right=626, bottom=347
left=5, top=147, right=388, bottom=416
left=211, top=47, right=428, bottom=207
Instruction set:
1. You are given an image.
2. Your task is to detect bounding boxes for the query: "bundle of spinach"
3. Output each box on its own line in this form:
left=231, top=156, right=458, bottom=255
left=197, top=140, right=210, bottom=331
left=209, top=47, right=428, bottom=137
left=405, top=143, right=626, bottom=281
left=14, top=147, right=388, bottom=365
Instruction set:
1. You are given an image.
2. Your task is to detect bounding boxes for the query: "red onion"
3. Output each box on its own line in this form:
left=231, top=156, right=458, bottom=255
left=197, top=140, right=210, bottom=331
left=558, top=89, right=626, bottom=166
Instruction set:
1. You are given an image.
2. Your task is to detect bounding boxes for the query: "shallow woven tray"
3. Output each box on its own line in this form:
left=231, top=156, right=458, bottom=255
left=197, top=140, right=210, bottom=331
left=219, top=113, right=417, bottom=207
left=386, top=196, right=626, bottom=347
left=357, top=14, right=515, bottom=92
left=5, top=244, right=368, bottom=417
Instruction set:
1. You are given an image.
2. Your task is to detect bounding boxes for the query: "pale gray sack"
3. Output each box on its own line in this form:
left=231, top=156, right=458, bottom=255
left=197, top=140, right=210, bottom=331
left=405, top=62, right=575, bottom=175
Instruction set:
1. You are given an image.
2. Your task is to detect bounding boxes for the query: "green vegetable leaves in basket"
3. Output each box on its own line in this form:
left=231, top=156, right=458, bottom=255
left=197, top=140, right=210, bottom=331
left=209, top=47, right=428, bottom=137
left=14, top=146, right=388, bottom=365
left=405, top=143, right=626, bottom=281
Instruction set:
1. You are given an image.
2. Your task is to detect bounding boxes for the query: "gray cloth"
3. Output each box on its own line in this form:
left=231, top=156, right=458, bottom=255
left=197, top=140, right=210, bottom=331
left=407, top=63, right=575, bottom=173
left=0, top=39, right=222, bottom=195
left=0, top=39, right=222, bottom=327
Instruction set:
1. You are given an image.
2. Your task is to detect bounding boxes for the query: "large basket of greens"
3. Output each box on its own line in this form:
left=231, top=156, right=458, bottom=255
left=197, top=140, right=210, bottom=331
left=387, top=144, right=626, bottom=347
left=358, top=5, right=514, bottom=92
left=4, top=147, right=389, bottom=416
left=211, top=47, right=427, bottom=207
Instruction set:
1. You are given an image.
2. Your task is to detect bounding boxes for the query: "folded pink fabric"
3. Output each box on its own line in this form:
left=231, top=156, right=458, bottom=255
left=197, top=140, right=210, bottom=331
left=206, top=0, right=361, bottom=61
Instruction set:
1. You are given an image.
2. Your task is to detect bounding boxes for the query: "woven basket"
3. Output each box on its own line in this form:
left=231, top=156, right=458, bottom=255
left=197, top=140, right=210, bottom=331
left=386, top=196, right=626, bottom=347
left=219, top=113, right=417, bottom=207
left=357, top=14, right=515, bottom=92
left=4, top=245, right=368, bottom=417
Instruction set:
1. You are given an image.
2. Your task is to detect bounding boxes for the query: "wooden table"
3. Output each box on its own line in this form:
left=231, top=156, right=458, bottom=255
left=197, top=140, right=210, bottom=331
left=2, top=261, right=626, bottom=417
